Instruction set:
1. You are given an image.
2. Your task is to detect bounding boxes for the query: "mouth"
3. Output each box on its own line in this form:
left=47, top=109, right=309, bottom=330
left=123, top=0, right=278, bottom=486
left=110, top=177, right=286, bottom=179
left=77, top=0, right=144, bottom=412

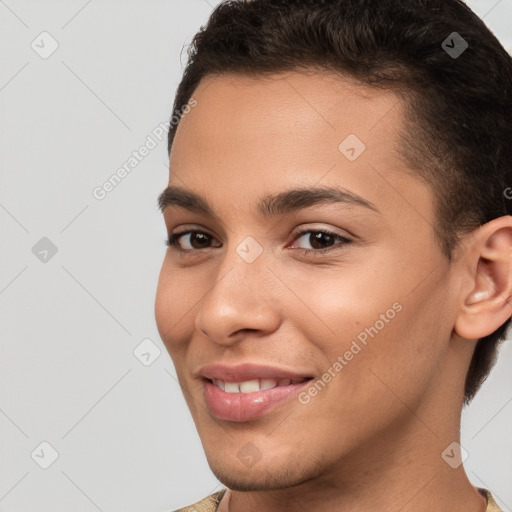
left=196, top=362, right=316, bottom=422
left=199, top=373, right=314, bottom=422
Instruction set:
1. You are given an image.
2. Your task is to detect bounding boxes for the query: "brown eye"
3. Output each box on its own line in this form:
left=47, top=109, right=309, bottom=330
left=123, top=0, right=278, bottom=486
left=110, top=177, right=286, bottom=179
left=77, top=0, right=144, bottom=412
left=166, top=230, right=220, bottom=251
left=290, top=229, right=352, bottom=255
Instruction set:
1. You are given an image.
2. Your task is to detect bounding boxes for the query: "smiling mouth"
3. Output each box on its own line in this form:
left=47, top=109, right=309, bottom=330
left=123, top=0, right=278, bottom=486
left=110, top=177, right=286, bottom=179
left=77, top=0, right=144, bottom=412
left=201, top=374, right=315, bottom=422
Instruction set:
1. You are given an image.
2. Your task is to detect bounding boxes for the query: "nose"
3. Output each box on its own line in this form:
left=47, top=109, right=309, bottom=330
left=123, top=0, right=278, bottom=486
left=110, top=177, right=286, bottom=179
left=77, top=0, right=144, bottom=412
left=194, top=252, right=281, bottom=347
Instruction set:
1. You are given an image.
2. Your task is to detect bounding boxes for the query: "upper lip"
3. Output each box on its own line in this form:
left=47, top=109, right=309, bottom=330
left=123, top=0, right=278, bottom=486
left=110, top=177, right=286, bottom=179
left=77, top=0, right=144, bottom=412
left=196, top=363, right=314, bottom=382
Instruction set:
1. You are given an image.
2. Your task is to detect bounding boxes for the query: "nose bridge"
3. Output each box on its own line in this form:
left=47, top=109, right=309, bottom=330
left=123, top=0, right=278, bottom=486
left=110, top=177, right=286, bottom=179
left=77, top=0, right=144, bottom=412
left=209, top=231, right=272, bottom=302
left=194, top=239, right=280, bottom=344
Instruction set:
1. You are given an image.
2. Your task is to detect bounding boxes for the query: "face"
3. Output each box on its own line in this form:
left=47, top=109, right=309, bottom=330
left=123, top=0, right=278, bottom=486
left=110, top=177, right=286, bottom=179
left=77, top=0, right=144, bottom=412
left=155, top=71, right=464, bottom=491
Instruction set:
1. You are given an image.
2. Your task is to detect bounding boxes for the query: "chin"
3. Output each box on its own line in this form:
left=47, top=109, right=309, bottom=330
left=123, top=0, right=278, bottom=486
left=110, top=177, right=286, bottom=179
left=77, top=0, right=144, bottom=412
left=207, top=455, right=314, bottom=492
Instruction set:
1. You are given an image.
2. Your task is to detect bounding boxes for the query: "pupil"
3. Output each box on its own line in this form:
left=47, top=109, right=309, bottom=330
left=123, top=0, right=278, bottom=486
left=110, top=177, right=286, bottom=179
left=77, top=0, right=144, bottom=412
left=192, top=233, right=210, bottom=249
left=311, top=232, right=333, bottom=249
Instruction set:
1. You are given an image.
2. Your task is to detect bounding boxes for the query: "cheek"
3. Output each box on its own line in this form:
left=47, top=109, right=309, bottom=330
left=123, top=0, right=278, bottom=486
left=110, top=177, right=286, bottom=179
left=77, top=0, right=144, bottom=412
left=290, top=261, right=398, bottom=348
left=294, top=262, right=447, bottom=406
left=154, top=259, right=201, bottom=355
left=154, top=266, right=172, bottom=341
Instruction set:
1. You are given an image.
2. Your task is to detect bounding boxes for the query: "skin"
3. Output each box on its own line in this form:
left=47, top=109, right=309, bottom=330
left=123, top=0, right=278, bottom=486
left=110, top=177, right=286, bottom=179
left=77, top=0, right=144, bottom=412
left=155, top=70, right=512, bottom=512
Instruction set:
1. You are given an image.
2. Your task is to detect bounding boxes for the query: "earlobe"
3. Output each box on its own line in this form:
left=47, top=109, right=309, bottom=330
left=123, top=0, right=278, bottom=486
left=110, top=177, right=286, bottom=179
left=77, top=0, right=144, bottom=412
left=454, top=217, right=512, bottom=340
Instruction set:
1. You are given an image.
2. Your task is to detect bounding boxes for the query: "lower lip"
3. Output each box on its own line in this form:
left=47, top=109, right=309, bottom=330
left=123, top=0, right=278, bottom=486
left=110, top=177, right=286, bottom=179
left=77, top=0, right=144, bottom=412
left=203, top=379, right=313, bottom=422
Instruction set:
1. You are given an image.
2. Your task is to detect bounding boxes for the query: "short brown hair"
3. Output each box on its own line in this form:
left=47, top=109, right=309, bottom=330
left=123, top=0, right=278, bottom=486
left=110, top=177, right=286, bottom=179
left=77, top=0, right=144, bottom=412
left=167, top=0, right=512, bottom=403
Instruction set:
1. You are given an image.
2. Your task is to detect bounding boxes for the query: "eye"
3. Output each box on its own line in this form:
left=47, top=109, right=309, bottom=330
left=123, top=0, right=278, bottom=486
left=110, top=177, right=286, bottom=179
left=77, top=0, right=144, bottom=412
left=165, top=228, right=352, bottom=256
left=289, top=228, right=352, bottom=256
left=166, top=229, right=220, bottom=252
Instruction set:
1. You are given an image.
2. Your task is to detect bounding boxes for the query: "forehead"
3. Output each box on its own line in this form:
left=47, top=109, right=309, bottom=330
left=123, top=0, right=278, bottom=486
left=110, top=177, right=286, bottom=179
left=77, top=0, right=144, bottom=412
left=173, top=71, right=402, bottom=155
left=168, top=71, right=433, bottom=229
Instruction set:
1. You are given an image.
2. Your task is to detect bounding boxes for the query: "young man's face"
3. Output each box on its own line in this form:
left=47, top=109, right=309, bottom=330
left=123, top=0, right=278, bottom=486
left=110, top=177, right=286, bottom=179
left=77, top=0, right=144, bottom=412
left=155, top=71, right=473, bottom=490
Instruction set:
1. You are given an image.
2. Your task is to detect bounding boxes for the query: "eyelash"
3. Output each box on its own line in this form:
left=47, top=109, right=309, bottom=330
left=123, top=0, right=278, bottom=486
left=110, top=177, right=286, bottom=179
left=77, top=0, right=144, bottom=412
left=165, top=228, right=352, bottom=256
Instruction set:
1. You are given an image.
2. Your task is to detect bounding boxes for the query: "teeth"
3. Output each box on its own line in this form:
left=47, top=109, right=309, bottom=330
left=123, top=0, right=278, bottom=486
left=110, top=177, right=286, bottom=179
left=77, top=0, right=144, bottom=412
left=212, top=377, right=306, bottom=393
left=260, top=379, right=278, bottom=390
left=239, top=380, right=260, bottom=393
left=224, top=382, right=240, bottom=393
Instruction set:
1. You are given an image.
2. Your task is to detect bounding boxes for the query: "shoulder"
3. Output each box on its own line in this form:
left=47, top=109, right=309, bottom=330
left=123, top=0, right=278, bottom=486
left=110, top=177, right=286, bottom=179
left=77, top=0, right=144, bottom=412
left=172, top=489, right=227, bottom=512
left=481, top=488, right=503, bottom=512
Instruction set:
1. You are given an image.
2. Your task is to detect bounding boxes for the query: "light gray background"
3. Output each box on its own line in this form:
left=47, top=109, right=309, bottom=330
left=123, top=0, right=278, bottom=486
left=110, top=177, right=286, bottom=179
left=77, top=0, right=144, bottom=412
left=0, top=1, right=511, bottom=511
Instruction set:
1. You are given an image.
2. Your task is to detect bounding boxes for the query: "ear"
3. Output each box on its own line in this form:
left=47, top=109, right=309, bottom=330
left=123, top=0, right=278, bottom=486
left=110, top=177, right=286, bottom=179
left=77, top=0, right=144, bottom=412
left=454, top=216, right=512, bottom=340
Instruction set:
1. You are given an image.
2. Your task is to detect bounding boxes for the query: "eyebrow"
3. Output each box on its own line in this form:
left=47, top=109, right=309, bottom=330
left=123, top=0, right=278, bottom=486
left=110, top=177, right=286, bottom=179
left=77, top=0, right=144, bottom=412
left=157, top=184, right=380, bottom=220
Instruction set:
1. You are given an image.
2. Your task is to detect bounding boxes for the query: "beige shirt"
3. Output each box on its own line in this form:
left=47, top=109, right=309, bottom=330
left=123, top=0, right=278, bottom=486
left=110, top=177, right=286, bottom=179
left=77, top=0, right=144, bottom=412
left=173, top=488, right=503, bottom=512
